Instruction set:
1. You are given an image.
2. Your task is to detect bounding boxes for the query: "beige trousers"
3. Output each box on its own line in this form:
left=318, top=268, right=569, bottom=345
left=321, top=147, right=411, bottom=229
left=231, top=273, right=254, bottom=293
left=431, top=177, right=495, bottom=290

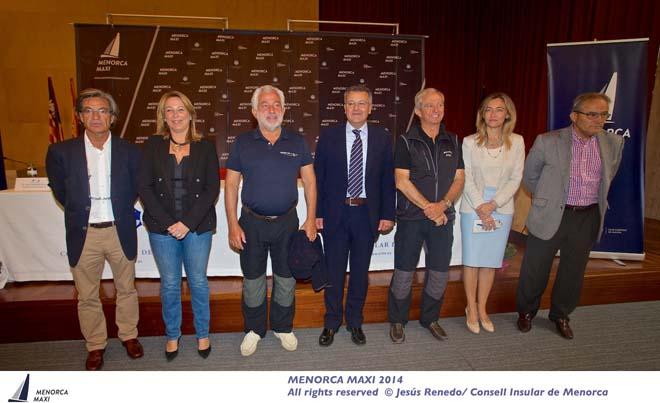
left=71, top=226, right=139, bottom=351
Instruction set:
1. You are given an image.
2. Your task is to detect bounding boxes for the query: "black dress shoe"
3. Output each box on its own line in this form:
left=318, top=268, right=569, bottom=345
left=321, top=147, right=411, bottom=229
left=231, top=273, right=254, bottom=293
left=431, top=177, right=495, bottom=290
left=347, top=326, right=366, bottom=345
left=517, top=312, right=534, bottom=333
left=319, top=328, right=336, bottom=347
left=552, top=318, right=574, bottom=340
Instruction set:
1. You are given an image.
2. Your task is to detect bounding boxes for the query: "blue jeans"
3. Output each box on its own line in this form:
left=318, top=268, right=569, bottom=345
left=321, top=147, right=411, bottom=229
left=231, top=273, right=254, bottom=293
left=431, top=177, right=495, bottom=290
left=149, top=231, right=212, bottom=340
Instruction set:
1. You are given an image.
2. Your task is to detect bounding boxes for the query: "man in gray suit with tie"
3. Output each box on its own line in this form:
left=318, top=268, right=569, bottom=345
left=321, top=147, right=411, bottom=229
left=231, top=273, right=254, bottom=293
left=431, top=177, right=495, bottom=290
left=516, top=92, right=624, bottom=339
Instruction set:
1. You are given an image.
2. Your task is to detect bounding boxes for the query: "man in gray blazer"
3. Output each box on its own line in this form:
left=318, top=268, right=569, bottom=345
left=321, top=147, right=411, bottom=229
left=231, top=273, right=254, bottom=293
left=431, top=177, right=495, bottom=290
left=516, top=92, right=624, bottom=339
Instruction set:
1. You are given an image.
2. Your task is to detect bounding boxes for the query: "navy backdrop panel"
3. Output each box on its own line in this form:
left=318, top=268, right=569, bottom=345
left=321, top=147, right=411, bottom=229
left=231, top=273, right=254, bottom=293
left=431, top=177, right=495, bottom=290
left=547, top=40, right=647, bottom=255
left=75, top=24, right=424, bottom=167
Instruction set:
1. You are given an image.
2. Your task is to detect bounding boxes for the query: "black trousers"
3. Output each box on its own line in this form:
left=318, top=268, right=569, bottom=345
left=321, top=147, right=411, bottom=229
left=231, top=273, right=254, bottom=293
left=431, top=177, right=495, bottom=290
left=239, top=208, right=298, bottom=336
left=323, top=205, right=375, bottom=330
left=388, top=219, right=453, bottom=327
left=516, top=206, right=600, bottom=321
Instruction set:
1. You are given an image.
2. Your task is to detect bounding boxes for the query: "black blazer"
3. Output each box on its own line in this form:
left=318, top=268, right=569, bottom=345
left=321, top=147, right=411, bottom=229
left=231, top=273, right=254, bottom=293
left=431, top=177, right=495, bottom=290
left=314, top=123, right=396, bottom=239
left=138, top=135, right=220, bottom=234
left=46, top=135, right=141, bottom=267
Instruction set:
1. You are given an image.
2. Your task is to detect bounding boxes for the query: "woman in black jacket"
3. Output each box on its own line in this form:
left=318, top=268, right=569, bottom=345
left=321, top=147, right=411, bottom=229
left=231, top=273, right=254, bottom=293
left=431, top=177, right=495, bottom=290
left=138, top=91, right=220, bottom=360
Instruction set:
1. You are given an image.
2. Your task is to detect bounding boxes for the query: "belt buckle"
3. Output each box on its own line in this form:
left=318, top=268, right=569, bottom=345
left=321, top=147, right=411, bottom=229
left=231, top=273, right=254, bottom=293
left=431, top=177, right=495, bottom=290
left=348, top=198, right=358, bottom=207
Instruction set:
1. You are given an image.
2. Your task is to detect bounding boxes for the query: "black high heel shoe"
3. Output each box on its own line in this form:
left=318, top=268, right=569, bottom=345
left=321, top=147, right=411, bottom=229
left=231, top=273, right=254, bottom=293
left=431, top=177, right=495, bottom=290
left=165, top=337, right=181, bottom=361
left=197, top=338, right=212, bottom=359
left=198, top=345, right=212, bottom=359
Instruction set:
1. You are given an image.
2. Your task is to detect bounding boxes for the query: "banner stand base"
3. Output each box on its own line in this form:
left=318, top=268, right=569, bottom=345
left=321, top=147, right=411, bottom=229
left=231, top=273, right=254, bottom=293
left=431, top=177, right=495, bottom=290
left=589, top=251, right=645, bottom=261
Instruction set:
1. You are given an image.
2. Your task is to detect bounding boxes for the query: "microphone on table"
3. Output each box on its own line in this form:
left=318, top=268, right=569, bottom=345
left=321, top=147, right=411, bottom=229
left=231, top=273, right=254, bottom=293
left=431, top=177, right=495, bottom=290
left=3, top=156, right=38, bottom=177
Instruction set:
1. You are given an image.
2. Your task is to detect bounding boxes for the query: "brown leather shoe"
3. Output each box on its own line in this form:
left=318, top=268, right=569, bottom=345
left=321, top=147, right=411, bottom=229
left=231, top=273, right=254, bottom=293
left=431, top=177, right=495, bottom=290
left=389, top=323, right=405, bottom=344
left=428, top=320, right=447, bottom=340
left=85, top=349, right=105, bottom=371
left=122, top=338, right=144, bottom=359
left=517, top=312, right=534, bottom=333
left=552, top=318, right=574, bottom=339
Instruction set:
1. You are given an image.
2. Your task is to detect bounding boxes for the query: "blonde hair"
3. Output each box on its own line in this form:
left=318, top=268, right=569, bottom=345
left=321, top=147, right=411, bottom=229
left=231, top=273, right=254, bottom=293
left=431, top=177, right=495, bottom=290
left=156, top=91, right=202, bottom=142
left=475, top=92, right=517, bottom=150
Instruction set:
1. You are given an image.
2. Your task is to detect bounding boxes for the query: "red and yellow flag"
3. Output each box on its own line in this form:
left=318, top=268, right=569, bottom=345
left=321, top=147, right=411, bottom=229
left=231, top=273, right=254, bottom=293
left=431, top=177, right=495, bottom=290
left=69, top=78, right=80, bottom=138
left=47, top=77, right=64, bottom=144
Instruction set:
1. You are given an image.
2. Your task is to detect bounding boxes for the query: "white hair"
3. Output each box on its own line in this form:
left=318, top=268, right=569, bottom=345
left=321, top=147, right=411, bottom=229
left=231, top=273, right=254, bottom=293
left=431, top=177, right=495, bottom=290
left=251, top=85, right=286, bottom=110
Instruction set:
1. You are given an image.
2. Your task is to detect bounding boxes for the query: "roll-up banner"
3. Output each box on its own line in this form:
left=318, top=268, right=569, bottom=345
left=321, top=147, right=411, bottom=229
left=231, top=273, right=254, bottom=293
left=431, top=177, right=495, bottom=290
left=547, top=38, right=648, bottom=260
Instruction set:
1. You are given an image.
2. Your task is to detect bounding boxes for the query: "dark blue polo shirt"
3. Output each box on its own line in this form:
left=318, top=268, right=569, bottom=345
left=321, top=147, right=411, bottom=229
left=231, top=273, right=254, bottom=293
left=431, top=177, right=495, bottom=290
left=226, top=128, right=313, bottom=216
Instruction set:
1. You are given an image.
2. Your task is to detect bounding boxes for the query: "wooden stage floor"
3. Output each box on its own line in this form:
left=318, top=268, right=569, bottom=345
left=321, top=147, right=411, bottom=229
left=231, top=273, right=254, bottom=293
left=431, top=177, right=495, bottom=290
left=2, top=219, right=660, bottom=343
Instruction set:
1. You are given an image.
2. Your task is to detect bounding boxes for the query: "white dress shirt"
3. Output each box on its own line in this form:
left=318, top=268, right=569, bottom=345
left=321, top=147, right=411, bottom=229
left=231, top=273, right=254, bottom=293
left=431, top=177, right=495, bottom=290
left=84, top=132, right=115, bottom=223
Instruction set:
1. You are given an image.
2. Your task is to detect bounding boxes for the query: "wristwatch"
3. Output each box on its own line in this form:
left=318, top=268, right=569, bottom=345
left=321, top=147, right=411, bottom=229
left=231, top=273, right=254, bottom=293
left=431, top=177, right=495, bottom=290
left=443, top=198, right=452, bottom=208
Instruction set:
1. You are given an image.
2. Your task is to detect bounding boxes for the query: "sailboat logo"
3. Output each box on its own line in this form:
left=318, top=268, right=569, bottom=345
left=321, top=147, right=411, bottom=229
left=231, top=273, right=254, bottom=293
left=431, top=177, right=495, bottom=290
left=95, top=33, right=128, bottom=77
left=101, top=33, right=121, bottom=58
left=600, top=72, right=617, bottom=124
left=8, top=374, right=29, bottom=402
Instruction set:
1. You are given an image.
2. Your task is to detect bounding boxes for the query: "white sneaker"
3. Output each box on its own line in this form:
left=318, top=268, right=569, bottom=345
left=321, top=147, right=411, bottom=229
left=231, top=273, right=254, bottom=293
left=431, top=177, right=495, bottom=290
left=240, top=331, right=261, bottom=356
left=273, top=331, right=298, bottom=351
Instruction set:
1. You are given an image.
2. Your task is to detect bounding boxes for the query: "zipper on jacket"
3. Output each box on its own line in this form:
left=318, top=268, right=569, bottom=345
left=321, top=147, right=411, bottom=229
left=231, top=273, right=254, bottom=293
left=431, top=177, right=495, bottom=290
left=410, top=137, right=439, bottom=202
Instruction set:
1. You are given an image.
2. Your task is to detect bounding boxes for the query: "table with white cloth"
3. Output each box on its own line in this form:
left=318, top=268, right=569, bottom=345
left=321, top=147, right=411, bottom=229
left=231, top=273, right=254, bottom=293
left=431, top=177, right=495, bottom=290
left=0, top=188, right=462, bottom=286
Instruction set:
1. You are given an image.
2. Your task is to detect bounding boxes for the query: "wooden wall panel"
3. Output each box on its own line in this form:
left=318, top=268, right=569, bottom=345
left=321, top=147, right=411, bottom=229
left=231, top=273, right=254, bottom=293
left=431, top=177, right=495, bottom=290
left=0, top=0, right=318, bottom=171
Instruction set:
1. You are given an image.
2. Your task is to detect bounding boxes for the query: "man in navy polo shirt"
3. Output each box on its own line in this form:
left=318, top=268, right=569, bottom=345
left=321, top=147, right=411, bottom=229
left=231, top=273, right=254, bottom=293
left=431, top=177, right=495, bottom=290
left=225, top=85, right=317, bottom=357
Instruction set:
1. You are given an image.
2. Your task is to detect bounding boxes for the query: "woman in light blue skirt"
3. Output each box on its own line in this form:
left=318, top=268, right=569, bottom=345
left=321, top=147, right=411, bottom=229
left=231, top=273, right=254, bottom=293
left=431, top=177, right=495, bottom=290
left=460, top=93, right=524, bottom=334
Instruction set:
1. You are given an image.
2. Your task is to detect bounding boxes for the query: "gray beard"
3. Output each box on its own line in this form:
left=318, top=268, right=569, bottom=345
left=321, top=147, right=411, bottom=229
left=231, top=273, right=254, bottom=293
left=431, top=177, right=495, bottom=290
left=260, top=121, right=282, bottom=132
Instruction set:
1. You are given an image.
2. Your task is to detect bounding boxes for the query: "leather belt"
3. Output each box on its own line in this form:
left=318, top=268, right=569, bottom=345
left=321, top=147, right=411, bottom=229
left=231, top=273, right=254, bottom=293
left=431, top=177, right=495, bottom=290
left=242, top=205, right=295, bottom=222
left=89, top=221, right=115, bottom=228
left=565, top=204, right=597, bottom=211
left=344, top=197, right=367, bottom=206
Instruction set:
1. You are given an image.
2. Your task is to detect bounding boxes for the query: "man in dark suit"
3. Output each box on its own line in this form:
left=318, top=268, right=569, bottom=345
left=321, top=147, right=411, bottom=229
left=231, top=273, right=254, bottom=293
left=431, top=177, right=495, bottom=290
left=46, top=88, right=143, bottom=370
left=314, top=85, right=396, bottom=346
left=516, top=92, right=624, bottom=339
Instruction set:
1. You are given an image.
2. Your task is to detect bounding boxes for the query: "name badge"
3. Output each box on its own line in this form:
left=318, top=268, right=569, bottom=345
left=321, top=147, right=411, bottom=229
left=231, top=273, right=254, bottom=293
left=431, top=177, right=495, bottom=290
left=280, top=151, right=299, bottom=157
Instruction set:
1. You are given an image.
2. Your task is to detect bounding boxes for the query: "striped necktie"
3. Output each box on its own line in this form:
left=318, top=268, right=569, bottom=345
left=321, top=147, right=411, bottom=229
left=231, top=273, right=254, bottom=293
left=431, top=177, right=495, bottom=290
left=347, top=129, right=363, bottom=198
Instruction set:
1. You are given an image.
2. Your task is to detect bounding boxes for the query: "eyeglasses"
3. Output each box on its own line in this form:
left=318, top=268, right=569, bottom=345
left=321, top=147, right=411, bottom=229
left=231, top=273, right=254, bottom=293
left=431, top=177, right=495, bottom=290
left=81, top=108, right=110, bottom=116
left=574, top=111, right=611, bottom=120
left=345, top=101, right=370, bottom=109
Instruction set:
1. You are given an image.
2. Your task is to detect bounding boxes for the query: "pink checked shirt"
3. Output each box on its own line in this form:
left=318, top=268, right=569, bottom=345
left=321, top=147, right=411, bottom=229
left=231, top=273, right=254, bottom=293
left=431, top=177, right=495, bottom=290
left=566, top=127, right=602, bottom=206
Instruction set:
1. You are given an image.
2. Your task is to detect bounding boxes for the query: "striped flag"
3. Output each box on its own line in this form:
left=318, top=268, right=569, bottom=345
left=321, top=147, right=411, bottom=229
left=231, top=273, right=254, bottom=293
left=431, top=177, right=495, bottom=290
left=69, top=78, right=80, bottom=138
left=47, top=77, right=64, bottom=144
